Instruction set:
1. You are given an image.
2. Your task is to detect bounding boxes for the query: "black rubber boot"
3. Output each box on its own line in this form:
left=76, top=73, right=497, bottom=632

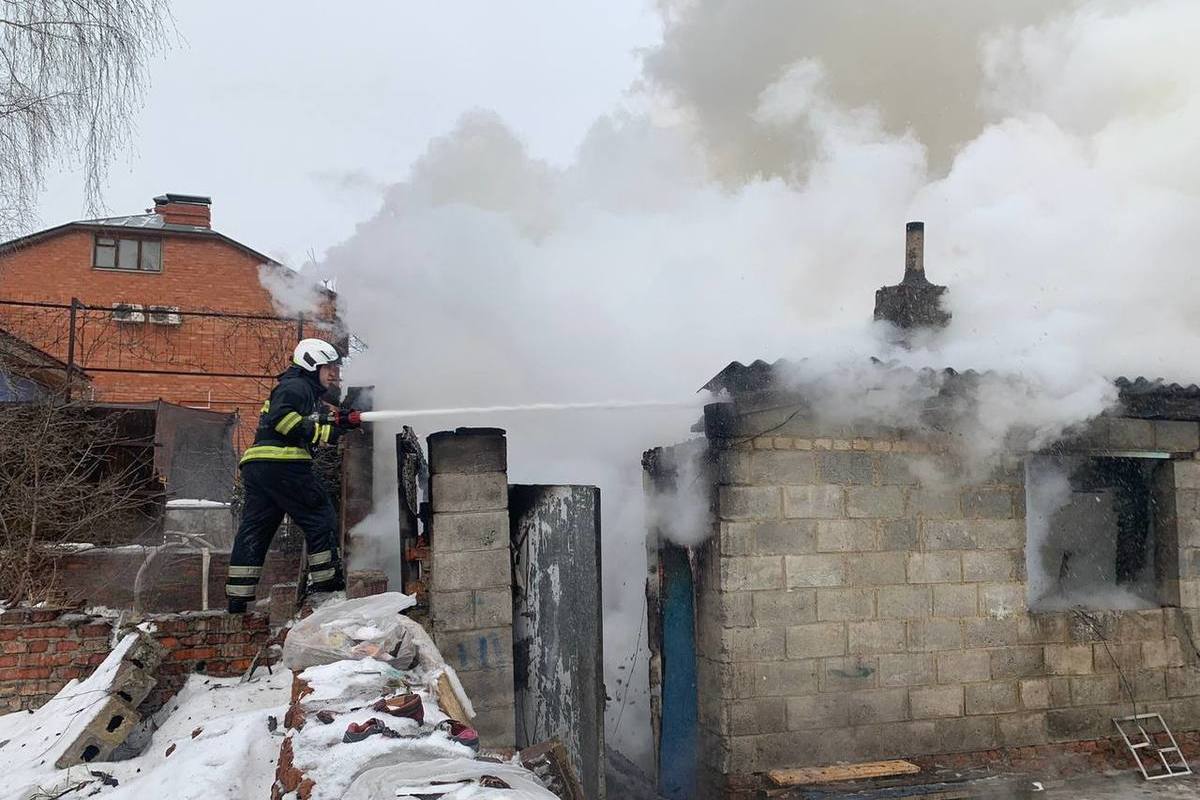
left=227, top=597, right=249, bottom=614
left=309, top=563, right=346, bottom=594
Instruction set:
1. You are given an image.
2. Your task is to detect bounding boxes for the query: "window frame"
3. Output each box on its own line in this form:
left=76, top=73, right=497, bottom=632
left=92, top=233, right=164, bottom=273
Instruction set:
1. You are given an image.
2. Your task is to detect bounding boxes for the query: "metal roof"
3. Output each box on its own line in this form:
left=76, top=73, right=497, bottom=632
left=702, top=360, right=1200, bottom=420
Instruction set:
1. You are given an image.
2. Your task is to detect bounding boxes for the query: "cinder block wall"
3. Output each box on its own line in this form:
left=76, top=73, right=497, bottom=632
left=696, top=403, right=1200, bottom=791
left=427, top=428, right=515, bottom=746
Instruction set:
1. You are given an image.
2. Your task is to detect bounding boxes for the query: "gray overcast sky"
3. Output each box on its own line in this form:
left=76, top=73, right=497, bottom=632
left=35, top=0, right=660, bottom=264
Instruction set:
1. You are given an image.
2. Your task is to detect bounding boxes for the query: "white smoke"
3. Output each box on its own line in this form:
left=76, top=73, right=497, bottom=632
left=263, top=0, right=1200, bottom=767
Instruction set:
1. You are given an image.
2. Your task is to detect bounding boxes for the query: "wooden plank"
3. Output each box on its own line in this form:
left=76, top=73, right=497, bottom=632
left=768, top=760, right=921, bottom=787
left=436, top=672, right=470, bottom=722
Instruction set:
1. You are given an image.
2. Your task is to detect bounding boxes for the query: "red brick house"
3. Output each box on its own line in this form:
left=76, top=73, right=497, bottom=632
left=0, top=193, right=333, bottom=447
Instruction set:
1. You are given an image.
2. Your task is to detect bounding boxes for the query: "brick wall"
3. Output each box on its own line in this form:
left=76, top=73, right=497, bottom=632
left=0, top=607, right=273, bottom=713
left=52, top=547, right=303, bottom=612
left=0, top=226, right=330, bottom=448
left=695, top=403, right=1200, bottom=794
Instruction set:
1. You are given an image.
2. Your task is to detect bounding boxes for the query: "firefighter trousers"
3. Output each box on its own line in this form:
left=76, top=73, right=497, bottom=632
left=226, top=460, right=341, bottom=601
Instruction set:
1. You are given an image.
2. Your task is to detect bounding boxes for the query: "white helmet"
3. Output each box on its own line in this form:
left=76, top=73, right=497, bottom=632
left=293, top=338, right=341, bottom=372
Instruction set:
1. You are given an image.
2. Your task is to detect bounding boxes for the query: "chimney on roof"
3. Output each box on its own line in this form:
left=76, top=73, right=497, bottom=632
left=873, top=221, right=950, bottom=335
left=153, top=193, right=211, bottom=228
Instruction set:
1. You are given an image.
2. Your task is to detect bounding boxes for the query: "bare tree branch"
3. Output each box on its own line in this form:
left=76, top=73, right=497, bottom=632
left=0, top=0, right=174, bottom=236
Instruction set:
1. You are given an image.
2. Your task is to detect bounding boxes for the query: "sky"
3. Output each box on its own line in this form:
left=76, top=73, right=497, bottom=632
left=33, top=0, right=661, bottom=264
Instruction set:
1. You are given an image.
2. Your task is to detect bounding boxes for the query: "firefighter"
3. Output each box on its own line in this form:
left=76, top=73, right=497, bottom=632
left=226, top=338, right=362, bottom=612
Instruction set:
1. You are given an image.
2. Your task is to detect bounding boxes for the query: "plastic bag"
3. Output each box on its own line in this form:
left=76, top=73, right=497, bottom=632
left=282, top=592, right=417, bottom=670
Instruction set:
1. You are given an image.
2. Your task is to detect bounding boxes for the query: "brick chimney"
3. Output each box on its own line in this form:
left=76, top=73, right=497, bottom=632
left=153, top=193, right=211, bottom=228
left=873, top=221, right=950, bottom=332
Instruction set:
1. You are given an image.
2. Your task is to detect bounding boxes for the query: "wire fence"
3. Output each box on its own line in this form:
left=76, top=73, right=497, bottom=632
left=0, top=298, right=333, bottom=447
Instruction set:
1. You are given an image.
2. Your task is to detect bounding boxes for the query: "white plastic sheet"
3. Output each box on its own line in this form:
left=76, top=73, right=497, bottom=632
left=283, top=592, right=418, bottom=670
left=342, top=757, right=560, bottom=800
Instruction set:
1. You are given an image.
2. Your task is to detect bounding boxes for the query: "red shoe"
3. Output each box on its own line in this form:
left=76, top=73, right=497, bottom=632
left=342, top=718, right=402, bottom=743
left=437, top=719, right=480, bottom=751
left=371, top=693, right=424, bottom=724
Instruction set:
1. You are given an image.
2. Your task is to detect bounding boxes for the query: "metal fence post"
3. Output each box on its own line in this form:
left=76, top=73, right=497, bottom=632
left=297, top=312, right=304, bottom=342
left=66, top=297, right=81, bottom=400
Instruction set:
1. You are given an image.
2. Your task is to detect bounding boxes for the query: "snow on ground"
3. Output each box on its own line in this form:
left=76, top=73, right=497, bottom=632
left=2, top=664, right=292, bottom=800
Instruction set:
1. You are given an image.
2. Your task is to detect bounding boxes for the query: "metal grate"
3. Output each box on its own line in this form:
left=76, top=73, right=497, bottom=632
left=1113, top=713, right=1193, bottom=780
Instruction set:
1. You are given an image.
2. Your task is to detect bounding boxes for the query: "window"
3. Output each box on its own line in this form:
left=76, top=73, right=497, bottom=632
left=1026, top=455, right=1163, bottom=611
left=94, top=234, right=162, bottom=272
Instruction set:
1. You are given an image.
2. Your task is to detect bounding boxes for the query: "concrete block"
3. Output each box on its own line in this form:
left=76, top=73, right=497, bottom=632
left=432, top=589, right=477, bottom=632
left=962, top=550, right=1020, bottom=582
left=847, top=621, right=907, bottom=655
left=54, top=695, right=139, bottom=769
left=1092, top=642, right=1140, bottom=675
left=748, top=520, right=818, bottom=555
left=922, top=521, right=973, bottom=550
left=846, top=487, right=905, bottom=519
left=980, top=583, right=1027, bottom=618
left=1046, top=707, right=1112, bottom=742
left=997, top=712, right=1050, bottom=747
left=933, top=584, right=978, bottom=618
left=962, top=617, right=1018, bottom=648
left=817, top=451, right=874, bottom=484
left=752, top=589, right=817, bottom=626
left=725, top=627, right=788, bottom=662
left=473, top=588, right=513, bottom=629
left=1115, top=609, right=1165, bottom=641
left=1142, top=639, right=1185, bottom=669
left=428, top=428, right=507, bottom=474
left=1167, top=667, right=1200, bottom=698
left=716, top=450, right=750, bottom=484
left=721, top=555, right=785, bottom=592
left=749, top=451, right=817, bottom=484
left=963, top=489, right=1014, bottom=519
left=728, top=698, right=788, bottom=735
left=907, top=619, right=962, bottom=652
left=878, top=653, right=935, bottom=687
left=816, top=520, right=877, bottom=552
left=880, top=519, right=919, bottom=550
left=907, top=489, right=961, bottom=519
left=431, top=472, right=508, bottom=513
left=816, top=588, right=875, bottom=621
left=430, top=510, right=510, bottom=552
left=1154, top=421, right=1200, bottom=453
left=1019, top=678, right=1052, bottom=710
left=1174, top=461, right=1200, bottom=490
left=718, top=521, right=755, bottom=556
left=937, top=650, right=991, bottom=684
left=965, top=681, right=1019, bottom=715
left=878, top=721, right=941, bottom=756
left=936, top=717, right=999, bottom=752
left=1133, top=669, right=1167, bottom=702
left=1017, top=613, right=1071, bottom=644
left=973, top=520, right=1025, bottom=549
left=845, top=688, right=908, bottom=725
left=1107, top=417, right=1155, bottom=450
left=910, top=685, right=963, bottom=719
left=846, top=552, right=907, bottom=586
left=750, top=659, right=820, bottom=697
left=786, top=623, right=846, bottom=659
left=820, top=656, right=879, bottom=692
left=906, top=552, right=961, bottom=584
left=436, top=627, right=513, bottom=672
left=471, top=705, right=517, bottom=748
left=786, top=693, right=848, bottom=729
left=1070, top=674, right=1121, bottom=706
left=431, top=549, right=511, bottom=592
left=878, top=585, right=932, bottom=619
left=1044, top=644, right=1094, bottom=675
left=458, top=665, right=517, bottom=711
left=991, top=646, right=1046, bottom=680
left=785, top=554, right=846, bottom=587
left=718, top=591, right=755, bottom=628
left=719, top=485, right=781, bottom=520
left=783, top=485, right=844, bottom=519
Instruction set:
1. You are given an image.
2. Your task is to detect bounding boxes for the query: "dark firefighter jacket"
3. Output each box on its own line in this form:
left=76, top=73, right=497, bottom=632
left=240, top=365, right=341, bottom=465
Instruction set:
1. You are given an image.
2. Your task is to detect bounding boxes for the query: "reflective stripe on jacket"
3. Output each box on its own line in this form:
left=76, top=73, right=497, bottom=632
left=240, top=365, right=340, bottom=465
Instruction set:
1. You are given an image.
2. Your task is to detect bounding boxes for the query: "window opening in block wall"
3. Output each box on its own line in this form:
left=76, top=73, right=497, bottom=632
left=1026, top=455, right=1164, bottom=611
